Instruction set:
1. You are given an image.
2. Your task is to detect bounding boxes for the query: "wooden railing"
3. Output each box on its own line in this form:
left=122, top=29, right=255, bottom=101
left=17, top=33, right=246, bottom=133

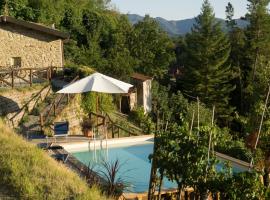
left=8, top=84, right=52, bottom=127
left=40, top=76, right=79, bottom=132
left=0, top=66, right=61, bottom=88
left=88, top=112, right=143, bottom=138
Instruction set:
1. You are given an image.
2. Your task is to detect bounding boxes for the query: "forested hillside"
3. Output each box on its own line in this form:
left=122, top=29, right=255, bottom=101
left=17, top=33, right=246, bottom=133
left=1, top=0, right=270, bottom=198
left=127, top=14, right=248, bottom=36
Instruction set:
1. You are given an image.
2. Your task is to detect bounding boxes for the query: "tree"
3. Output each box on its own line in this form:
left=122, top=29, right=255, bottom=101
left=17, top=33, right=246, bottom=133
left=244, top=0, right=270, bottom=119
left=246, top=0, right=270, bottom=82
left=180, top=0, right=235, bottom=122
left=98, top=15, right=135, bottom=81
left=130, top=15, right=175, bottom=79
left=225, top=2, right=236, bottom=30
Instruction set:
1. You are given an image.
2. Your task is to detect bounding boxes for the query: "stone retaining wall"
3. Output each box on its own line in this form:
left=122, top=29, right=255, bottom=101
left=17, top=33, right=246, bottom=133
left=54, top=94, right=85, bottom=135
left=0, top=85, right=51, bottom=126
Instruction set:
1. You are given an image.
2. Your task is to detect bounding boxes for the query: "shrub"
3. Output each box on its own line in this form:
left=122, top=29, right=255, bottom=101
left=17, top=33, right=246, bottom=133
left=64, top=62, right=96, bottom=78
left=0, top=119, right=109, bottom=200
left=129, top=107, right=155, bottom=133
left=81, top=92, right=115, bottom=114
left=215, top=139, right=252, bottom=162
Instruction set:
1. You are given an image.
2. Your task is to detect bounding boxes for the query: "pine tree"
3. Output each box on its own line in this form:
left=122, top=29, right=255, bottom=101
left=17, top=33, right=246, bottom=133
left=246, top=0, right=270, bottom=82
left=181, top=0, right=234, bottom=121
left=244, top=0, right=270, bottom=115
left=225, top=3, right=247, bottom=115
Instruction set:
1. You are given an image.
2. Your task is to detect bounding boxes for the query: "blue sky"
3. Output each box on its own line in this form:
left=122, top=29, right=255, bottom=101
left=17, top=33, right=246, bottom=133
left=110, top=0, right=248, bottom=20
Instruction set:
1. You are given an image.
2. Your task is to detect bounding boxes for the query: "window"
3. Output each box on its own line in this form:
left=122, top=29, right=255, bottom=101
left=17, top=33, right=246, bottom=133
left=10, top=57, right=21, bottom=68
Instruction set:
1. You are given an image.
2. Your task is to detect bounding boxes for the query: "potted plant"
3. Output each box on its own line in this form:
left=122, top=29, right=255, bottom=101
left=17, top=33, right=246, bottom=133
left=81, top=118, right=94, bottom=137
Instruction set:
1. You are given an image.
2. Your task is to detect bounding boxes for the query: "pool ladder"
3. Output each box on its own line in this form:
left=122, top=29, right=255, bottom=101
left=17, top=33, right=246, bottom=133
left=88, top=126, right=108, bottom=162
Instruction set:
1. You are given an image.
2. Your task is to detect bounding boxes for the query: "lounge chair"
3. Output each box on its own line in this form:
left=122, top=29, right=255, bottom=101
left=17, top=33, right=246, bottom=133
left=53, top=121, right=69, bottom=142
left=52, top=153, right=69, bottom=163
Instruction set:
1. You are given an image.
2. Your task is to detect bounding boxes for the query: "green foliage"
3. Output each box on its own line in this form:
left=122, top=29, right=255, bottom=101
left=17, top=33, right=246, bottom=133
left=129, top=107, right=155, bottom=133
left=81, top=92, right=115, bottom=114
left=151, top=81, right=212, bottom=131
left=216, top=139, right=252, bottom=162
left=99, top=159, right=128, bottom=198
left=179, top=0, right=235, bottom=122
left=65, top=62, right=96, bottom=78
left=154, top=123, right=222, bottom=197
left=130, top=15, right=176, bottom=79
left=220, top=172, right=266, bottom=199
left=0, top=119, right=108, bottom=200
left=128, top=106, right=145, bottom=125
left=19, top=113, right=29, bottom=124
left=243, top=0, right=270, bottom=125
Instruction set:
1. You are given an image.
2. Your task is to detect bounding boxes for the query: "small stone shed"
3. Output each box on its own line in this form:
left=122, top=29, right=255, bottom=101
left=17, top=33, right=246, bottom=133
left=130, top=73, right=153, bottom=113
left=0, top=15, right=69, bottom=70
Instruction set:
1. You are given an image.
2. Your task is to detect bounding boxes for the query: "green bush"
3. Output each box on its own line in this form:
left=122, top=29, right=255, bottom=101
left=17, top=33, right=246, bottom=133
left=129, top=106, right=145, bottom=125
left=129, top=107, right=155, bottom=133
left=64, top=62, right=96, bottom=78
left=81, top=92, right=115, bottom=114
left=0, top=120, right=109, bottom=200
left=216, top=139, right=252, bottom=162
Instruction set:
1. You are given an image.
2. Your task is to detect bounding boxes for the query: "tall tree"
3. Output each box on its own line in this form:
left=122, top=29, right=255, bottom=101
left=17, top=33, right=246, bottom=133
left=130, top=15, right=175, bottom=79
left=246, top=0, right=270, bottom=82
left=225, top=2, right=236, bottom=30
left=244, top=0, right=270, bottom=116
left=180, top=0, right=234, bottom=122
left=225, top=3, right=248, bottom=122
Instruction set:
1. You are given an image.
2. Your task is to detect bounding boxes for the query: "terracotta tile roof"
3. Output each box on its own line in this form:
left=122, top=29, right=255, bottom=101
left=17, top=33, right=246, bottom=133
left=131, top=73, right=153, bottom=81
left=0, top=15, right=69, bottom=39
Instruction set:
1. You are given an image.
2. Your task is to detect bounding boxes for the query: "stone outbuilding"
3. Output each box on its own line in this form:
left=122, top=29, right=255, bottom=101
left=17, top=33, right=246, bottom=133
left=131, top=73, right=153, bottom=113
left=121, top=73, right=153, bottom=114
left=0, top=15, right=68, bottom=70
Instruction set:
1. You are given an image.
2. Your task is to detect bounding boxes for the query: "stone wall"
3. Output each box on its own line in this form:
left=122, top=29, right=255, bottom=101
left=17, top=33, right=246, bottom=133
left=54, top=94, right=85, bottom=135
left=143, top=80, right=152, bottom=113
left=0, top=85, right=51, bottom=126
left=0, top=23, right=63, bottom=69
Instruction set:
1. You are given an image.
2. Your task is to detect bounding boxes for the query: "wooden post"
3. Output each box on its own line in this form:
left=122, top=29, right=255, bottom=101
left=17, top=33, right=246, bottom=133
left=206, top=105, right=215, bottom=174
left=112, top=125, right=114, bottom=138
left=189, top=110, right=195, bottom=140
left=51, top=66, right=54, bottom=78
left=40, top=114, right=44, bottom=132
left=254, top=85, right=270, bottom=149
left=29, top=69, right=32, bottom=87
left=47, top=67, right=52, bottom=80
left=250, top=85, right=270, bottom=168
left=11, top=70, right=14, bottom=88
left=53, top=103, right=56, bottom=116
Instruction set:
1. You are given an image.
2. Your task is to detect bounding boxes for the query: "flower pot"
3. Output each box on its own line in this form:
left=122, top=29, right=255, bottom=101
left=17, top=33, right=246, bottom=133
left=83, top=129, right=93, bottom=137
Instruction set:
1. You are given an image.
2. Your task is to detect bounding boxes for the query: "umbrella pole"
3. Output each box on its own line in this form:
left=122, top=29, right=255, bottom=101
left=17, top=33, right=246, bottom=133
left=96, top=94, right=99, bottom=126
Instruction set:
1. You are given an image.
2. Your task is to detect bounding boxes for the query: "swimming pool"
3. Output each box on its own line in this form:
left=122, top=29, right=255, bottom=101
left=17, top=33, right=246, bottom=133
left=71, top=141, right=248, bottom=193
left=73, top=143, right=175, bottom=193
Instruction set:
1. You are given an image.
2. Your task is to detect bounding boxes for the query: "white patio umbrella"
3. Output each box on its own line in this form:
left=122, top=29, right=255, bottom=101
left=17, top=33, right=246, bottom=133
left=57, top=72, right=133, bottom=159
left=57, top=72, right=133, bottom=94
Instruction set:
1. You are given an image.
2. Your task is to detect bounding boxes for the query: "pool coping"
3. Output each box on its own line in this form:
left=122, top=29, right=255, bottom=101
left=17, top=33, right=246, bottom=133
left=60, top=135, right=154, bottom=152
left=215, top=152, right=251, bottom=170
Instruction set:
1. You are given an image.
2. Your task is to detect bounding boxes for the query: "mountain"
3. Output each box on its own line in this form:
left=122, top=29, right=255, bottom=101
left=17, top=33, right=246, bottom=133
left=127, top=14, right=248, bottom=36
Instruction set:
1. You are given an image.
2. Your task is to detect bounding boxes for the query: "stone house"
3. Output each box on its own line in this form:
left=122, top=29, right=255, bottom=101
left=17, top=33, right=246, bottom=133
left=0, top=15, right=68, bottom=70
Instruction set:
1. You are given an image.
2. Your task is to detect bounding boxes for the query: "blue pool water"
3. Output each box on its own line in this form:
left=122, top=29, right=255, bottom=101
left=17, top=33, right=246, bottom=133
left=72, top=143, right=247, bottom=193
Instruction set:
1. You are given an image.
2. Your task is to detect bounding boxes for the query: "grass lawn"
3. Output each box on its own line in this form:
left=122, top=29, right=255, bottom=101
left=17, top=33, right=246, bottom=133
left=0, top=119, right=109, bottom=200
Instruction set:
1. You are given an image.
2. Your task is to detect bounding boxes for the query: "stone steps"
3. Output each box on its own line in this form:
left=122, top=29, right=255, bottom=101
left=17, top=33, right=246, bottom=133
left=19, top=78, right=70, bottom=138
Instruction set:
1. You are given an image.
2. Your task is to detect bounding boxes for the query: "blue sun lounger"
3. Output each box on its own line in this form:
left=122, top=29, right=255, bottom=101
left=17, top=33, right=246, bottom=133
left=53, top=121, right=69, bottom=142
